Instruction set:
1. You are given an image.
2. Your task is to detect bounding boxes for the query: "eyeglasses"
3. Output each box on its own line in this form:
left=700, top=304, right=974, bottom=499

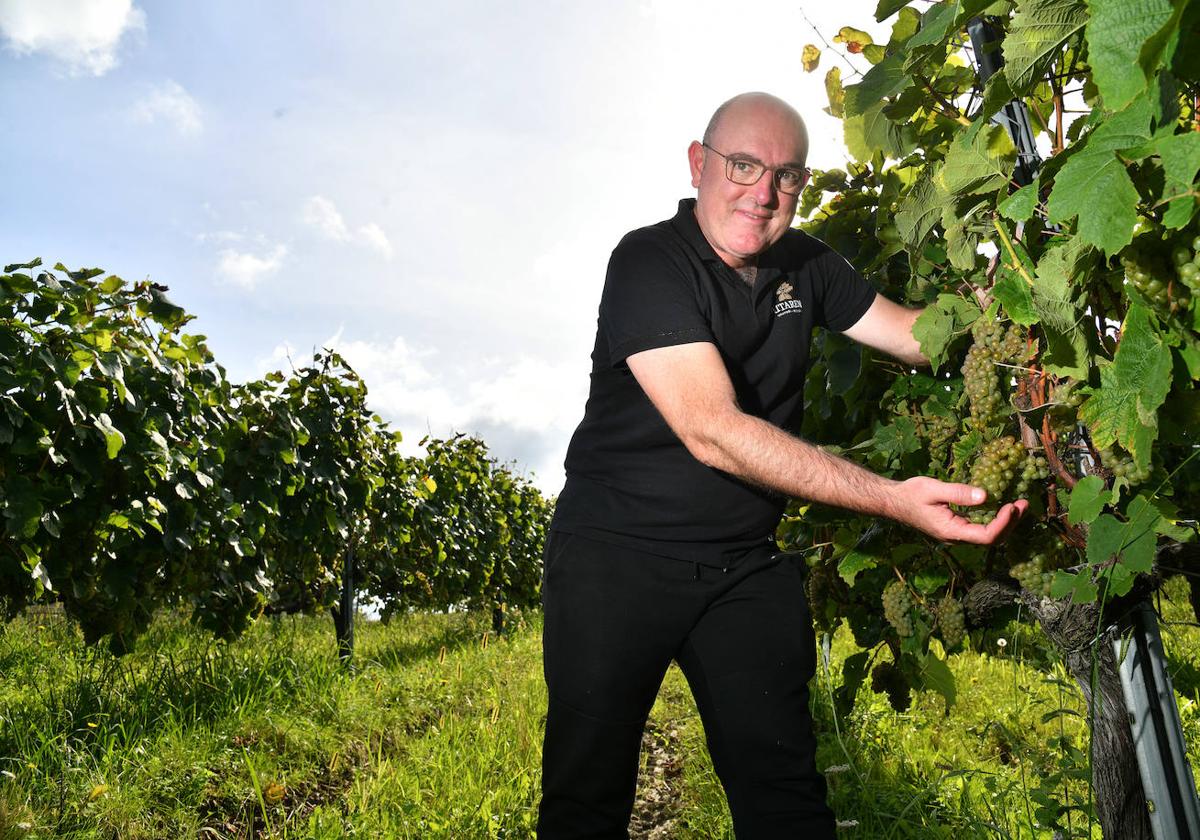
left=702, top=143, right=811, bottom=196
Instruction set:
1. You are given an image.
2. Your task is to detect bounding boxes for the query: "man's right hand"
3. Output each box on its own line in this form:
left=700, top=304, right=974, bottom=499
left=889, top=477, right=1029, bottom=545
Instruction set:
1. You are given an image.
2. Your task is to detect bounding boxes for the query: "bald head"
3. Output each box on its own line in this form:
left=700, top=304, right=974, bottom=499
left=702, top=92, right=809, bottom=165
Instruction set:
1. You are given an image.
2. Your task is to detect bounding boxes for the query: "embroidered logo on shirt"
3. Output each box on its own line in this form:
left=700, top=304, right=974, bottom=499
left=774, top=281, right=803, bottom=316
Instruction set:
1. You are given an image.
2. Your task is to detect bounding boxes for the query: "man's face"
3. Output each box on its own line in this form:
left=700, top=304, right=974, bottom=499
left=688, top=103, right=807, bottom=269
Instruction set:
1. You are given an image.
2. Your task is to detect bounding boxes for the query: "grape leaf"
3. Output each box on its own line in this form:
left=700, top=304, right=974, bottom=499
left=915, top=651, right=957, bottom=708
left=838, top=549, right=878, bottom=585
left=844, top=53, right=909, bottom=117
left=824, top=67, right=845, bottom=118
left=939, top=121, right=1017, bottom=196
left=992, top=270, right=1038, bottom=326
left=845, top=101, right=914, bottom=162
left=889, top=6, right=922, bottom=44
left=895, top=169, right=949, bottom=248
left=1156, top=131, right=1200, bottom=229
left=1045, top=150, right=1139, bottom=255
left=1085, top=0, right=1175, bottom=110
left=1003, top=0, right=1088, bottom=93
left=1085, top=500, right=1159, bottom=573
left=906, top=0, right=962, bottom=51
left=1051, top=570, right=1100, bottom=602
left=802, top=44, right=821, bottom=72
left=913, top=293, right=979, bottom=371
left=998, top=179, right=1039, bottom=222
left=876, top=0, right=912, bottom=21
left=1067, top=475, right=1111, bottom=525
left=944, top=223, right=980, bottom=271
left=1078, top=304, right=1171, bottom=467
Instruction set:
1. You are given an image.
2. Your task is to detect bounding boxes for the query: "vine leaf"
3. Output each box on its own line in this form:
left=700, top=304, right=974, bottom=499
left=843, top=53, right=909, bottom=117
left=912, top=293, right=979, bottom=371
left=905, top=0, right=962, bottom=53
left=1155, top=131, right=1200, bottom=229
left=824, top=67, right=845, bottom=118
left=895, top=169, right=949, bottom=248
left=1085, top=500, right=1159, bottom=574
left=1045, top=150, right=1139, bottom=255
left=845, top=101, right=914, bottom=162
left=1078, top=304, right=1172, bottom=468
left=998, top=179, right=1040, bottom=222
left=802, top=44, right=821, bottom=72
left=1085, top=0, right=1176, bottom=110
left=915, top=651, right=957, bottom=708
left=1067, top=475, right=1111, bottom=525
left=939, top=122, right=1017, bottom=196
left=993, top=270, right=1038, bottom=325
left=1003, top=0, right=1088, bottom=93
left=875, top=0, right=911, bottom=21
left=837, top=550, right=878, bottom=585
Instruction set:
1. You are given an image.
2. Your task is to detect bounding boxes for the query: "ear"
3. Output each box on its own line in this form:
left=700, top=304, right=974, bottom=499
left=687, top=140, right=705, bottom=188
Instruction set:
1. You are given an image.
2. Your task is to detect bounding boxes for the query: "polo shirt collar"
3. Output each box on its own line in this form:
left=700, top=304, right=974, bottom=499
left=671, top=198, right=785, bottom=294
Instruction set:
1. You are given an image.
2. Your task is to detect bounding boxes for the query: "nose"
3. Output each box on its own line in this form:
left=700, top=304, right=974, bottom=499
left=751, top=169, right=778, bottom=207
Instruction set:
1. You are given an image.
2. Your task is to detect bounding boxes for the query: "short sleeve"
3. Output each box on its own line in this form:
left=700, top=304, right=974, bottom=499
left=808, top=244, right=876, bottom=332
left=599, top=231, right=715, bottom=366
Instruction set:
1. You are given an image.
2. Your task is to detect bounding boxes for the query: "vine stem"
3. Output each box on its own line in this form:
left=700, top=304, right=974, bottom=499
left=915, top=73, right=972, bottom=126
left=992, top=217, right=1036, bottom=287
left=796, top=8, right=864, bottom=80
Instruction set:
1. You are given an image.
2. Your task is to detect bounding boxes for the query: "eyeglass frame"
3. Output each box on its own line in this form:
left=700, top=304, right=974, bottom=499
left=701, top=143, right=811, bottom=196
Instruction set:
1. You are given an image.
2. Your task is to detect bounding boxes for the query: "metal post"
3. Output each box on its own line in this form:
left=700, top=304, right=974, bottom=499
left=1113, top=601, right=1200, bottom=840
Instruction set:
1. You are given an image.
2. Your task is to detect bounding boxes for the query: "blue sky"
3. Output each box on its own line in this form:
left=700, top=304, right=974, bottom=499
left=0, top=0, right=883, bottom=493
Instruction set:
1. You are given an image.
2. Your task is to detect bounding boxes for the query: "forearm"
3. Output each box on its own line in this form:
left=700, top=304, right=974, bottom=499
left=688, top=407, right=903, bottom=520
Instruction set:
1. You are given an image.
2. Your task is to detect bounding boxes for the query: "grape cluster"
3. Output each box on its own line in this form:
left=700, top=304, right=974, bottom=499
left=1120, top=232, right=1198, bottom=315
left=1005, top=530, right=1069, bottom=596
left=804, top=558, right=838, bottom=635
left=965, top=436, right=1048, bottom=524
left=969, top=435, right=1024, bottom=498
left=921, top=412, right=957, bottom=465
left=870, top=660, right=912, bottom=712
left=882, top=580, right=915, bottom=637
left=1010, top=557, right=1054, bottom=596
left=935, top=593, right=966, bottom=650
left=1047, top=382, right=1083, bottom=436
left=1097, top=445, right=1151, bottom=486
left=961, top=319, right=1026, bottom=429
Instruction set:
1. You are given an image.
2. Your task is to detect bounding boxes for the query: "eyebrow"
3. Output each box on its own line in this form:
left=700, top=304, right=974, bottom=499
left=727, top=152, right=807, bottom=169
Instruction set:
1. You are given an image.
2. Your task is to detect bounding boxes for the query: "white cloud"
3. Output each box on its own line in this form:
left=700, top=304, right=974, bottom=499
left=131, top=80, right=202, bottom=136
left=301, top=195, right=393, bottom=260
left=357, top=222, right=394, bottom=260
left=216, top=244, right=286, bottom=290
left=0, top=0, right=145, bottom=76
left=310, top=335, right=586, bottom=493
left=301, top=195, right=351, bottom=241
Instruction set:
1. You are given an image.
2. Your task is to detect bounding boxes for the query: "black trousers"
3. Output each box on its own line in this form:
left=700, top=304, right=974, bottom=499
left=537, top=531, right=835, bottom=839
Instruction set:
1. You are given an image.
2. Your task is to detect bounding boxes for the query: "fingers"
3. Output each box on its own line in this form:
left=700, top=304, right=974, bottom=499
left=936, top=482, right=988, bottom=508
left=930, top=499, right=1029, bottom=545
left=986, top=500, right=1030, bottom=541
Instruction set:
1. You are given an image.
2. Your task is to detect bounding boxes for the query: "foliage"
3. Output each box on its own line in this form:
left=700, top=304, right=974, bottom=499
left=0, top=260, right=549, bottom=652
left=788, top=0, right=1200, bottom=725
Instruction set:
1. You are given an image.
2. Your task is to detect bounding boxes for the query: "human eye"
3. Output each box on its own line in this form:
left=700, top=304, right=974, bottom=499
left=728, top=159, right=763, bottom=184
left=777, top=168, right=803, bottom=189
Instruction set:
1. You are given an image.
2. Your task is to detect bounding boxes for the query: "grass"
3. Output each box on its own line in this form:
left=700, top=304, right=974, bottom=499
left=2, top=579, right=1200, bottom=838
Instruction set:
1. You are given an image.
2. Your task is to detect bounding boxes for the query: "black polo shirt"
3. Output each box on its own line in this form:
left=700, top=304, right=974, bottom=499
left=552, top=198, right=876, bottom=566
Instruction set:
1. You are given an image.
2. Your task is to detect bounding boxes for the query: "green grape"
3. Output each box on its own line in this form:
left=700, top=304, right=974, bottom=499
left=935, top=593, right=966, bottom=650
left=805, top=560, right=838, bottom=635
left=882, top=580, right=915, bottom=637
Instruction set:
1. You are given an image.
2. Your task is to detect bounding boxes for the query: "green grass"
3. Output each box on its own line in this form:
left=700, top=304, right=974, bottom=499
left=2, top=580, right=1200, bottom=838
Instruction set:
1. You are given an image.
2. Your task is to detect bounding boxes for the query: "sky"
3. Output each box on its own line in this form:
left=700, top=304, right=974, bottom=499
left=0, top=0, right=886, bottom=495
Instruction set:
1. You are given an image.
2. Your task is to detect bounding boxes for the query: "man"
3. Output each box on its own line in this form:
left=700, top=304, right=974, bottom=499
left=539, top=92, right=1026, bottom=839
